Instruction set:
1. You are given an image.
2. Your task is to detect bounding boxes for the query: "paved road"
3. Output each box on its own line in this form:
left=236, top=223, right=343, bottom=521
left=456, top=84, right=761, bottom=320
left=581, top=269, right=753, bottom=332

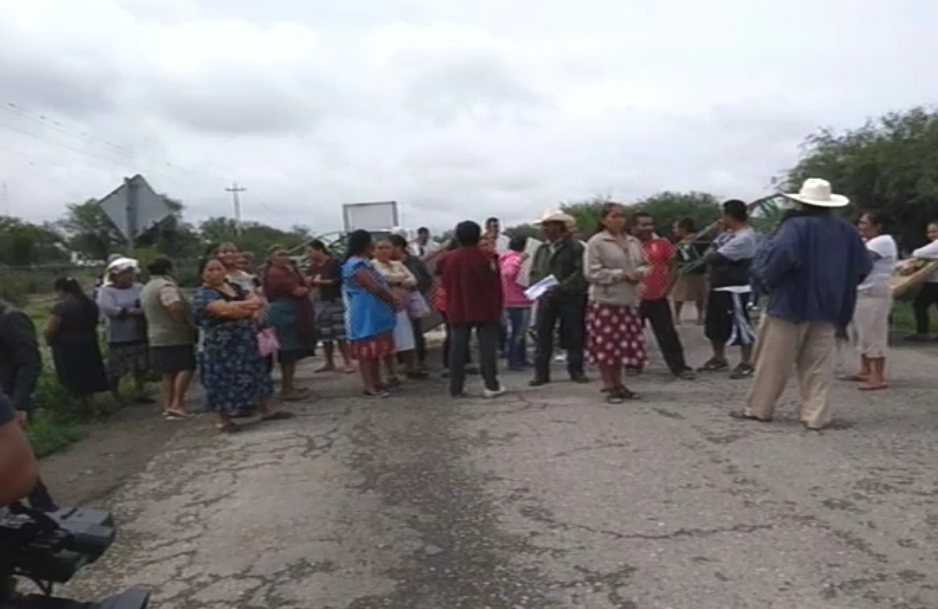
left=67, top=325, right=938, bottom=608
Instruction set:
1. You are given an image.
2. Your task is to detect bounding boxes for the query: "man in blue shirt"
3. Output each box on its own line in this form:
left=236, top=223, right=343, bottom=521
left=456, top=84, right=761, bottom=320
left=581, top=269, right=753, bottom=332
left=734, top=179, right=871, bottom=431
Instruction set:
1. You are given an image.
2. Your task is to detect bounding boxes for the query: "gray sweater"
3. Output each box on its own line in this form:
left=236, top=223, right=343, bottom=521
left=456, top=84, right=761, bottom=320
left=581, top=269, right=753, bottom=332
left=96, top=283, right=146, bottom=344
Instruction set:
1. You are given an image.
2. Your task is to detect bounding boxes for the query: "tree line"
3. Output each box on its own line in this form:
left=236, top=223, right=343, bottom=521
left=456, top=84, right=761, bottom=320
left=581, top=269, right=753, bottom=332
left=484, top=106, right=938, bottom=252
left=2, top=105, right=937, bottom=271
left=0, top=198, right=315, bottom=269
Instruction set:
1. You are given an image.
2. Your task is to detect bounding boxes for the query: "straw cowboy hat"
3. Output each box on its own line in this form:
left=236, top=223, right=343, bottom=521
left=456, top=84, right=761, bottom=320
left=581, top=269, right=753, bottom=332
left=783, top=178, right=850, bottom=208
left=540, top=210, right=577, bottom=230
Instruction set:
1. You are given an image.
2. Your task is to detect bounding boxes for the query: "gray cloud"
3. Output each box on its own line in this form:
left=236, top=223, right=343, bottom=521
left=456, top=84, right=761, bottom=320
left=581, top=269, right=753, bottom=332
left=0, top=0, right=936, bottom=232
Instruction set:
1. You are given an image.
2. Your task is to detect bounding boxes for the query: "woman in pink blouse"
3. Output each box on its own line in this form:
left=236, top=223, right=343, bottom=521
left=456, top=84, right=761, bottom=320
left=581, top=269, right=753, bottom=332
left=498, top=235, right=533, bottom=370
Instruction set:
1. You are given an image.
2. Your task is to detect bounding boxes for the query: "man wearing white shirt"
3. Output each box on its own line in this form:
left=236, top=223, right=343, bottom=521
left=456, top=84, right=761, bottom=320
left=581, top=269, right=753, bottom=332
left=909, top=221, right=938, bottom=340
left=410, top=227, right=441, bottom=258
left=485, top=217, right=511, bottom=254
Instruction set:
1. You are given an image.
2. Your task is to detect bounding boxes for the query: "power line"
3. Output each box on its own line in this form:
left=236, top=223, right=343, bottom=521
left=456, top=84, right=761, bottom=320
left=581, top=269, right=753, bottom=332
left=0, top=99, right=232, bottom=188
left=0, top=100, right=289, bottom=224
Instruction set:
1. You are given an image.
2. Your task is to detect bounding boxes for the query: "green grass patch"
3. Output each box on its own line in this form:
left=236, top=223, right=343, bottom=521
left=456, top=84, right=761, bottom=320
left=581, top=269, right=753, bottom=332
left=891, top=300, right=916, bottom=334
left=23, top=300, right=145, bottom=458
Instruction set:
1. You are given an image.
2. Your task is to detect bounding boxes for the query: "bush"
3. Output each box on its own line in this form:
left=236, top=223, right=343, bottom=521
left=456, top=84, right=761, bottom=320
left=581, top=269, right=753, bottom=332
left=0, top=273, right=31, bottom=306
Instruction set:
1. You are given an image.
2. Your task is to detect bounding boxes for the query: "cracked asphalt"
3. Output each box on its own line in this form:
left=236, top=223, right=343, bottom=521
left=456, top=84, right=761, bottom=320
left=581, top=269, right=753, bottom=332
left=64, top=324, right=938, bottom=608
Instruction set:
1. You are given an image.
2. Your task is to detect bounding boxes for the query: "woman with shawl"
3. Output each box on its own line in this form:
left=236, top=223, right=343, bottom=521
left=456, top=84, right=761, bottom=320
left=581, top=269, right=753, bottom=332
left=263, top=245, right=318, bottom=400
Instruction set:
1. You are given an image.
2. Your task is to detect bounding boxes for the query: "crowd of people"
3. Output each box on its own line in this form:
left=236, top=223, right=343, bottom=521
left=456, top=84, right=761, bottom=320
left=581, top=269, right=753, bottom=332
left=7, top=176, right=938, bottom=513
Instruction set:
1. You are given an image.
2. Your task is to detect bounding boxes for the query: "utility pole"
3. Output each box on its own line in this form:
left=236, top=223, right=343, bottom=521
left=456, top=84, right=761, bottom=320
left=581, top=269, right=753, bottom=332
left=124, top=176, right=138, bottom=251
left=225, top=181, right=246, bottom=234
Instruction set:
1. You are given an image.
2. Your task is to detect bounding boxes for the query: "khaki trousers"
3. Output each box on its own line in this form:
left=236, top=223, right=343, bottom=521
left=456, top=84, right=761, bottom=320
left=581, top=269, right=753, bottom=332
left=745, top=314, right=836, bottom=429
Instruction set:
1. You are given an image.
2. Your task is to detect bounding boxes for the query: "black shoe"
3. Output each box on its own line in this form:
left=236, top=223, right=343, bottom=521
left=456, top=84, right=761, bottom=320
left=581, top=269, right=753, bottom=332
left=697, top=358, right=729, bottom=372
left=730, top=363, right=754, bottom=379
left=528, top=378, right=550, bottom=387
left=570, top=374, right=589, bottom=384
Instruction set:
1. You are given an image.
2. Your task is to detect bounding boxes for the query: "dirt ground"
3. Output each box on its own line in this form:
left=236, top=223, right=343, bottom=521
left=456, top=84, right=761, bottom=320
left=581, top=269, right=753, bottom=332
left=37, top=401, right=182, bottom=507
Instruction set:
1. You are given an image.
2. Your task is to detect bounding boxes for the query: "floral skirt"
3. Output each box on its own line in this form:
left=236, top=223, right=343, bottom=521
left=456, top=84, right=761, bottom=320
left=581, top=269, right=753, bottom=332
left=586, top=302, right=647, bottom=368
left=349, top=331, right=395, bottom=361
left=107, top=340, right=149, bottom=377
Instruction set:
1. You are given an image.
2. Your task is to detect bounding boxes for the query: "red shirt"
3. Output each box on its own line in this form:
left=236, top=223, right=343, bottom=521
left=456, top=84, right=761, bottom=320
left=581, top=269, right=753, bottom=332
left=441, top=246, right=504, bottom=324
left=641, top=237, right=676, bottom=301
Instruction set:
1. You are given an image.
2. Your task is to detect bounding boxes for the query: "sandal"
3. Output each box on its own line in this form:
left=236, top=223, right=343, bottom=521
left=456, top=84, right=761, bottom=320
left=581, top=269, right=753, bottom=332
left=841, top=374, right=869, bottom=382
left=260, top=411, right=295, bottom=422
left=604, top=389, right=625, bottom=404
left=217, top=421, right=240, bottom=434
left=363, top=389, right=391, bottom=398
left=164, top=410, right=194, bottom=420
left=612, top=386, right=639, bottom=400
left=729, top=411, right=769, bottom=422
left=698, top=358, right=728, bottom=372
left=858, top=382, right=888, bottom=391
left=280, top=388, right=311, bottom=402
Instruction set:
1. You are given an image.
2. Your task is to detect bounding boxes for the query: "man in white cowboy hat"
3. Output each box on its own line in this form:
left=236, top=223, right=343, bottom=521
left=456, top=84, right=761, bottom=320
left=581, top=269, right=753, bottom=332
left=528, top=210, right=589, bottom=386
left=733, top=178, right=871, bottom=431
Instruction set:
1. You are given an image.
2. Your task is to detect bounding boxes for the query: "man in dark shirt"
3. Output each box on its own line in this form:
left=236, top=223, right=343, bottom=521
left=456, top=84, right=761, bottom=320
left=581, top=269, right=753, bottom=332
left=738, top=178, right=871, bottom=430
left=528, top=212, right=588, bottom=386
left=0, top=300, right=57, bottom=511
left=440, top=221, right=505, bottom=398
left=698, top=200, right=758, bottom=379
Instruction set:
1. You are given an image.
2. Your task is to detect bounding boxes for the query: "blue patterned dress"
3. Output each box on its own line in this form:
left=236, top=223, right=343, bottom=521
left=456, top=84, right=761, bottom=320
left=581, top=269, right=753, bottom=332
left=192, top=284, right=274, bottom=413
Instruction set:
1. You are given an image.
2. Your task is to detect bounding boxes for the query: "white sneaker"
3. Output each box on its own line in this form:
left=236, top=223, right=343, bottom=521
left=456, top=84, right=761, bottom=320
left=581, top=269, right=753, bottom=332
left=482, top=384, right=507, bottom=399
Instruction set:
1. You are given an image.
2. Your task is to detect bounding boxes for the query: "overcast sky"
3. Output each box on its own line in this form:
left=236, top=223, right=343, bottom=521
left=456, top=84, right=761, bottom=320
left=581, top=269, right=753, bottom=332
left=0, top=0, right=935, bottom=234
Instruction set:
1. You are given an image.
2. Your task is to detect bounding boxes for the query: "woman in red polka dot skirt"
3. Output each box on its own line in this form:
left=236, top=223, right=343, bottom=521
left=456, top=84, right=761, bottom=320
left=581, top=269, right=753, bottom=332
left=583, top=203, right=649, bottom=402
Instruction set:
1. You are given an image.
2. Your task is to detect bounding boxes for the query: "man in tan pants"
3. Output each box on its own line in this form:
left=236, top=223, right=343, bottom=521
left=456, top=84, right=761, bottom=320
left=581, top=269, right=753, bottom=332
left=732, top=179, right=871, bottom=431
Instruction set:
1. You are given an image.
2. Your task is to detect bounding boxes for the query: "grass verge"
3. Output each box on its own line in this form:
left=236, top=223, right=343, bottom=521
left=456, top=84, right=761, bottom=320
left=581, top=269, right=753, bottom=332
left=24, top=301, right=148, bottom=458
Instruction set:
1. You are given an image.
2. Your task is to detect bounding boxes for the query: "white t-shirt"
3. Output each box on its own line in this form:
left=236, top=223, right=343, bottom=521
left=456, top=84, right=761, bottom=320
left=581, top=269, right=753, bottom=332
left=494, top=234, right=510, bottom=254
left=912, top=240, right=938, bottom=283
left=859, top=235, right=898, bottom=290
left=409, top=240, right=441, bottom=258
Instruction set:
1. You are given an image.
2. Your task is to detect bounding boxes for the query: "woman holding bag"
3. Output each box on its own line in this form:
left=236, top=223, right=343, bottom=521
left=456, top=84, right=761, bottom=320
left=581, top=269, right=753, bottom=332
left=389, top=234, right=433, bottom=368
left=192, top=257, right=294, bottom=433
left=373, top=237, right=428, bottom=383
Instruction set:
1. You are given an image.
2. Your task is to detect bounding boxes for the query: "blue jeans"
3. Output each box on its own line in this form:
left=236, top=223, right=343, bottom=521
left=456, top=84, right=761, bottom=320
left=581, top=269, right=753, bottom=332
left=505, top=307, right=531, bottom=369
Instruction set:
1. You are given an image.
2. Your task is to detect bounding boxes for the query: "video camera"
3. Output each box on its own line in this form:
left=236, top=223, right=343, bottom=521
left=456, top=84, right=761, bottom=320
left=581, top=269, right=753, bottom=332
left=0, top=503, right=150, bottom=609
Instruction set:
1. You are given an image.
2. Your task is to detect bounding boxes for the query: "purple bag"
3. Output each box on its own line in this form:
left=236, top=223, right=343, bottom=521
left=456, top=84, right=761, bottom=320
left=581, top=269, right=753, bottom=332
left=407, top=291, right=430, bottom=319
left=257, top=328, right=280, bottom=357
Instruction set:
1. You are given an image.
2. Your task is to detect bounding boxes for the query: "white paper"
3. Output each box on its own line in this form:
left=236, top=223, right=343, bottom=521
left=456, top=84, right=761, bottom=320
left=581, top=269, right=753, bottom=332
left=524, top=274, right=559, bottom=301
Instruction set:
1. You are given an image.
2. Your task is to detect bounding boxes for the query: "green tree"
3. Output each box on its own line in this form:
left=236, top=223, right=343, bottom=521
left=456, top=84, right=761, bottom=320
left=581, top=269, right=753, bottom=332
left=780, top=106, right=938, bottom=249
left=558, top=192, right=722, bottom=239
left=146, top=197, right=203, bottom=259
left=57, top=200, right=124, bottom=261
left=632, top=191, right=722, bottom=236
left=198, top=217, right=309, bottom=258
left=0, top=217, right=68, bottom=266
